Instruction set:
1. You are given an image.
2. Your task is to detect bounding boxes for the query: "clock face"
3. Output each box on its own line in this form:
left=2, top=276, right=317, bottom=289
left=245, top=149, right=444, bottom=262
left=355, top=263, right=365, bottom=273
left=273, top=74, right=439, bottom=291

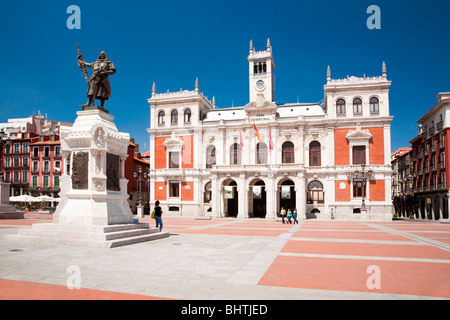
left=256, top=80, right=265, bottom=88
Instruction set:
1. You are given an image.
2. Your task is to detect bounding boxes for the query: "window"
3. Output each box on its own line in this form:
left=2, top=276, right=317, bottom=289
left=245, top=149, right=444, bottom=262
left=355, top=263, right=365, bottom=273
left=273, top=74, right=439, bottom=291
left=171, top=110, right=178, bottom=125
left=33, top=147, right=39, bottom=158
left=22, top=171, right=28, bottom=183
left=204, top=181, right=212, bottom=203
left=32, top=176, right=38, bottom=188
left=256, top=143, right=268, bottom=164
left=169, top=180, right=180, bottom=197
left=55, top=146, right=61, bottom=158
left=230, top=143, right=241, bottom=165
left=309, top=141, right=321, bottom=166
left=184, top=109, right=191, bottom=123
left=158, top=111, right=165, bottom=125
left=23, top=156, right=29, bottom=168
left=4, top=157, right=11, bottom=168
left=43, top=160, right=50, bottom=173
left=336, top=99, right=346, bottom=115
left=353, top=98, right=362, bottom=114
left=13, top=171, right=20, bottom=183
left=43, top=176, right=49, bottom=188
left=32, top=161, right=39, bottom=173
left=353, top=180, right=366, bottom=197
left=206, top=145, right=216, bottom=168
left=14, top=143, right=20, bottom=154
left=168, top=152, right=180, bottom=169
left=353, top=146, right=366, bottom=165
left=370, top=97, right=379, bottom=113
left=54, top=176, right=60, bottom=189
left=13, top=156, right=20, bottom=167
left=54, top=161, right=61, bottom=173
left=22, top=143, right=29, bottom=154
left=307, top=180, right=324, bottom=204
left=44, top=146, right=50, bottom=158
left=282, top=141, right=294, bottom=164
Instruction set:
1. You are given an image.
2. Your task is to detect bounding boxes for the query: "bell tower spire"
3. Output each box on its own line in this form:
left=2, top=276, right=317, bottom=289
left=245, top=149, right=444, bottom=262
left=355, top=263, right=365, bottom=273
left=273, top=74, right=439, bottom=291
left=248, top=39, right=275, bottom=103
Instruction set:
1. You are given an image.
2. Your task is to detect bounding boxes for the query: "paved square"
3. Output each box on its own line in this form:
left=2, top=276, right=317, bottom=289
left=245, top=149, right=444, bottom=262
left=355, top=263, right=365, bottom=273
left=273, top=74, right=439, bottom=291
left=1, top=213, right=449, bottom=300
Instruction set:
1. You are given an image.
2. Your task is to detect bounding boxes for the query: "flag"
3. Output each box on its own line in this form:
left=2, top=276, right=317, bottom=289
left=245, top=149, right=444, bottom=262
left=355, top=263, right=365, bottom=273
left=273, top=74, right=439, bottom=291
left=269, top=130, right=274, bottom=150
left=240, top=131, right=244, bottom=150
left=254, top=124, right=264, bottom=144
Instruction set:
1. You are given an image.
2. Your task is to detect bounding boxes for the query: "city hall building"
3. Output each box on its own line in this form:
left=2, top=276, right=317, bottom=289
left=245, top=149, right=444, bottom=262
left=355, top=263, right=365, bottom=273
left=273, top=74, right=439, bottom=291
left=147, top=40, right=393, bottom=220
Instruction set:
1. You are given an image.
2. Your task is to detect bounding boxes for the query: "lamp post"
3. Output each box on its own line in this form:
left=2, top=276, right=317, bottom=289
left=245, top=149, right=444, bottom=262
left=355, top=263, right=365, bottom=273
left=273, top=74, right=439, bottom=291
left=133, top=166, right=149, bottom=218
left=0, top=129, right=12, bottom=208
left=354, top=164, right=372, bottom=211
left=0, top=129, right=11, bottom=183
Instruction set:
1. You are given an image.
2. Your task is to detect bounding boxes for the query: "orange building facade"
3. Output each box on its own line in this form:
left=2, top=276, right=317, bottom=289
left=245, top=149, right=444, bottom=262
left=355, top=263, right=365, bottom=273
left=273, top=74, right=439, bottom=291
left=147, top=41, right=393, bottom=220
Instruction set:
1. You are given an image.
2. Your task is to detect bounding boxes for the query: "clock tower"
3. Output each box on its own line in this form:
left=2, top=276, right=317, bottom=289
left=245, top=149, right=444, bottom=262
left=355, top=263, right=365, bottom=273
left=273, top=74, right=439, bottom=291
left=248, top=38, right=275, bottom=103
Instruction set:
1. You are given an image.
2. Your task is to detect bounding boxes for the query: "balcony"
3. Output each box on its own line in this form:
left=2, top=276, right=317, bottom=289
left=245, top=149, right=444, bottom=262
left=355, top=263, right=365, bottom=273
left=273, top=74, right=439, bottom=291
left=438, top=141, right=444, bottom=149
left=438, top=162, right=445, bottom=170
left=437, top=120, right=443, bottom=131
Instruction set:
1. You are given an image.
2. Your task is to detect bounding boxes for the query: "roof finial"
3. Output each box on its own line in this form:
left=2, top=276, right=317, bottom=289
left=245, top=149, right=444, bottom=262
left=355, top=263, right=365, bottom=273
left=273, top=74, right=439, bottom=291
left=327, top=65, right=331, bottom=81
left=249, top=39, right=254, bottom=53
left=212, top=96, right=216, bottom=106
left=382, top=61, right=387, bottom=78
left=152, top=82, right=156, bottom=96
left=195, top=77, right=199, bottom=92
left=267, top=38, right=271, bottom=51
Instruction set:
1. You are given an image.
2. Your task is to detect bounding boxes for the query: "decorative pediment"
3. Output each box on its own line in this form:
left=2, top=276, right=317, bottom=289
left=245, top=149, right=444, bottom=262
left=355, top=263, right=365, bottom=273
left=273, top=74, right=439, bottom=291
left=346, top=129, right=372, bottom=142
left=163, top=132, right=184, bottom=151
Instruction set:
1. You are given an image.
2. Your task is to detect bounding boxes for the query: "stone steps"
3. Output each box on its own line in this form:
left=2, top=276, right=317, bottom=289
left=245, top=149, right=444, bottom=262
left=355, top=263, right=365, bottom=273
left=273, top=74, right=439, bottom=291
left=6, top=222, right=169, bottom=248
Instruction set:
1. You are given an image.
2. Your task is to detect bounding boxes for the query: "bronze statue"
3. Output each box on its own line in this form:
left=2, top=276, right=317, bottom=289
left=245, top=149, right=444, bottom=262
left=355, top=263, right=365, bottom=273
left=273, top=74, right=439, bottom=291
left=77, top=45, right=116, bottom=110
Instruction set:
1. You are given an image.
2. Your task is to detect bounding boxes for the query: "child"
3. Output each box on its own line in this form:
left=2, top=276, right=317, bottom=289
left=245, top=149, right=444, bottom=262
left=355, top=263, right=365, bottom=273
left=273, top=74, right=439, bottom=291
left=293, top=209, right=298, bottom=224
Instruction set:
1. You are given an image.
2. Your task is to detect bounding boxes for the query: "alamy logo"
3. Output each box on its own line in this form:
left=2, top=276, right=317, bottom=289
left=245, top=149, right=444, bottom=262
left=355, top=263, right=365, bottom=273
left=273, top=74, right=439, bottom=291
left=366, top=5, right=381, bottom=30
left=67, top=5, right=81, bottom=30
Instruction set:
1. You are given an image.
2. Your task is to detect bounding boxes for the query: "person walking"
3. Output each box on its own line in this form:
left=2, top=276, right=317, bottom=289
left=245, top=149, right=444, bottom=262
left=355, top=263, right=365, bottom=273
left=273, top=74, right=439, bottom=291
left=154, top=200, right=163, bottom=231
left=287, top=209, right=292, bottom=224
left=293, top=209, right=299, bottom=224
left=280, top=207, right=286, bottom=224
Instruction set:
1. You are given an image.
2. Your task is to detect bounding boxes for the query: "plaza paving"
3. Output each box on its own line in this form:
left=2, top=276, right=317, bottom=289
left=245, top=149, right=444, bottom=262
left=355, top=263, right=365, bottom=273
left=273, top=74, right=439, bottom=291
left=0, top=212, right=450, bottom=300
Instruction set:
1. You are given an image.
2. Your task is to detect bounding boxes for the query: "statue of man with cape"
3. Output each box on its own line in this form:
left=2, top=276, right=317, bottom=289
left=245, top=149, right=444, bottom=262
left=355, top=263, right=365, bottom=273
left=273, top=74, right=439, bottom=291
left=77, top=46, right=116, bottom=111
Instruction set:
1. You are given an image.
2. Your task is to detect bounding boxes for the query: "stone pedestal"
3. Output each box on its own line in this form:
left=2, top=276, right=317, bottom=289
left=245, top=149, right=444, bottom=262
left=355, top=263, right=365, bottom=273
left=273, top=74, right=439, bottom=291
left=6, top=108, right=168, bottom=248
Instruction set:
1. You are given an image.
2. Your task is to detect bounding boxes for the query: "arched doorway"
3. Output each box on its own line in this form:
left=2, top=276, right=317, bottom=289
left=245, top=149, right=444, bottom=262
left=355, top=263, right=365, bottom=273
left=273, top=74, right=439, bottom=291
left=250, top=179, right=266, bottom=218
left=223, top=179, right=238, bottom=217
left=278, top=179, right=296, bottom=216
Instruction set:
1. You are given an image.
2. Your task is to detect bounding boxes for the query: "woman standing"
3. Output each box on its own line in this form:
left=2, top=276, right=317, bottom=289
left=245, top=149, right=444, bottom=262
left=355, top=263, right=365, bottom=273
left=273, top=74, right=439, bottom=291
left=154, top=200, right=163, bottom=231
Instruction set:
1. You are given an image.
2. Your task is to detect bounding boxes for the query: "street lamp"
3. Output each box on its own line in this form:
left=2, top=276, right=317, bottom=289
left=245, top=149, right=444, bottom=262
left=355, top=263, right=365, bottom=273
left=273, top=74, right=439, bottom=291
left=0, top=129, right=11, bottom=183
left=354, top=164, right=373, bottom=211
left=133, top=166, right=149, bottom=217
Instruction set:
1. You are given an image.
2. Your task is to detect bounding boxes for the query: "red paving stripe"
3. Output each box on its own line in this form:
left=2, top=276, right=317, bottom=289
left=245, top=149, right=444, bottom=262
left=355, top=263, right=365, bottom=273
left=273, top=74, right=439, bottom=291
left=282, top=240, right=450, bottom=260
left=172, top=228, right=285, bottom=237
left=0, top=279, right=172, bottom=300
left=258, top=256, right=450, bottom=298
left=292, top=231, right=415, bottom=242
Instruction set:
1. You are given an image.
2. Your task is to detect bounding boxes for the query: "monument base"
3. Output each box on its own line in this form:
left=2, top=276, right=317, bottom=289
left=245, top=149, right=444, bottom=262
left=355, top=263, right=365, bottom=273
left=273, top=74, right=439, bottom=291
left=6, top=222, right=169, bottom=248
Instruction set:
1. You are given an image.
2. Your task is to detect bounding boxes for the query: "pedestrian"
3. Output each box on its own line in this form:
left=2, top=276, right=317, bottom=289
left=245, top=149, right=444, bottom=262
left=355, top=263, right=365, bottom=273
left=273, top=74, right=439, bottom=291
left=280, top=207, right=286, bottom=224
left=293, top=209, right=298, bottom=224
left=287, top=209, right=292, bottom=224
left=154, top=200, right=163, bottom=231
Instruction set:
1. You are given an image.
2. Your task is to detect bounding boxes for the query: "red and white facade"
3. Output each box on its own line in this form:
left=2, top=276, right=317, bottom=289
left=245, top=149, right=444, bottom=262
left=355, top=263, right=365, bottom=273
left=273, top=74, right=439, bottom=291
left=147, top=40, right=393, bottom=220
left=410, top=92, right=450, bottom=220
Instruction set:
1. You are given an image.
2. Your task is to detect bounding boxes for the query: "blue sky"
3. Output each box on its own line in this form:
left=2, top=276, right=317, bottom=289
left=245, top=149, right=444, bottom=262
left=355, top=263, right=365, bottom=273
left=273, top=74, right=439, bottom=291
left=0, top=0, right=449, bottom=153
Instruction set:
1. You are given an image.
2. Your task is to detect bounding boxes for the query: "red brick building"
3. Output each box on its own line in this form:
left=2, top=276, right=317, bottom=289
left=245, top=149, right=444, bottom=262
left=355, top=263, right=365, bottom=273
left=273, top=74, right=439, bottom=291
left=28, top=134, right=63, bottom=198
left=410, top=92, right=450, bottom=220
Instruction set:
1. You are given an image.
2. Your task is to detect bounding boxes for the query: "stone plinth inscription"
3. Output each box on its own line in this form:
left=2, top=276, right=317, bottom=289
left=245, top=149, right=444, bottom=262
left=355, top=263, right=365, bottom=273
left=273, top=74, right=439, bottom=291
left=106, top=153, right=120, bottom=191
left=72, top=152, right=89, bottom=189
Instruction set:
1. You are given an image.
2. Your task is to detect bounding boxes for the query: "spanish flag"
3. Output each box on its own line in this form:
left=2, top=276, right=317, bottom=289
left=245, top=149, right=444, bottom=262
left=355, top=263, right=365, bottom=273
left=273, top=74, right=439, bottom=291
left=254, top=124, right=264, bottom=144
